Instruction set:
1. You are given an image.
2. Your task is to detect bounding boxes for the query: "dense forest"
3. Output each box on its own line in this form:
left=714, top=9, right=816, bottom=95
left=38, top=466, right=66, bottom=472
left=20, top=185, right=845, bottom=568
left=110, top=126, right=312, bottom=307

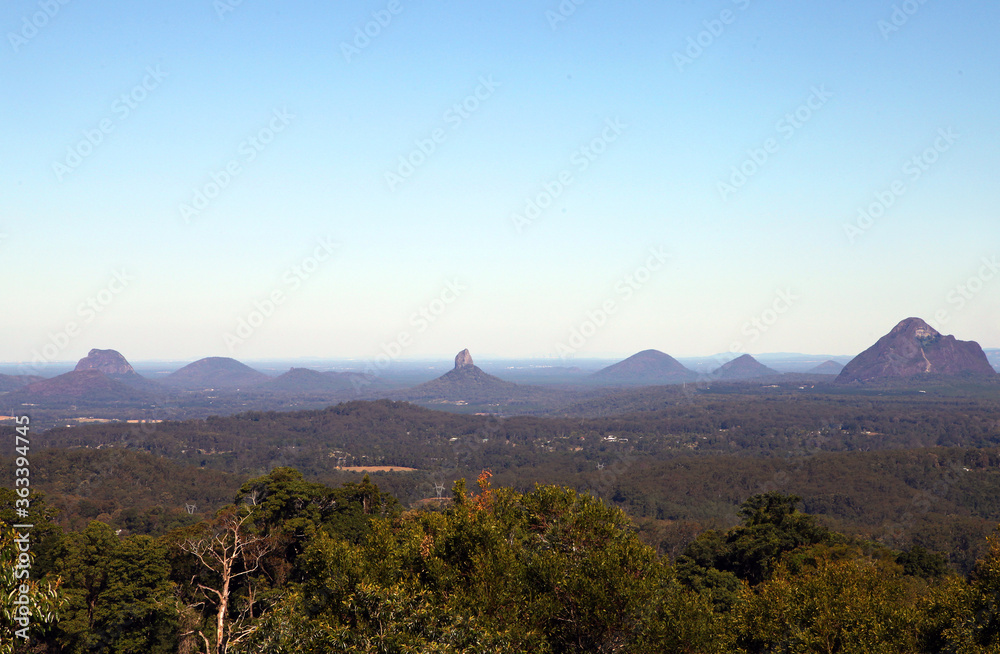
left=9, top=390, right=1000, bottom=566
left=6, top=470, right=1000, bottom=653
left=6, top=389, right=1000, bottom=650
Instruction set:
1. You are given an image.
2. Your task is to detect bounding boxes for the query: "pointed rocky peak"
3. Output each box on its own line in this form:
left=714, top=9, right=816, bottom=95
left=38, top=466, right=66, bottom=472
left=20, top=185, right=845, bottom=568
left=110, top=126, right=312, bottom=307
left=455, top=349, right=474, bottom=369
left=401, top=349, right=519, bottom=402
left=74, top=348, right=136, bottom=376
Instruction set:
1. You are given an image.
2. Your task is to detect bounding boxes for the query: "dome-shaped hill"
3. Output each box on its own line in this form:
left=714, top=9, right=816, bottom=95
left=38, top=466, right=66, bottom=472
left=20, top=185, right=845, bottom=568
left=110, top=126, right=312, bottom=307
left=592, top=349, right=695, bottom=385
left=163, top=357, right=270, bottom=390
left=712, top=354, right=780, bottom=380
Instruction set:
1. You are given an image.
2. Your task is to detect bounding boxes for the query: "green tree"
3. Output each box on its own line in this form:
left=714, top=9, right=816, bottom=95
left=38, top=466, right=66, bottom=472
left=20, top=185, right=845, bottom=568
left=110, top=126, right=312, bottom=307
left=898, top=545, right=950, bottom=579
left=0, top=523, right=64, bottom=654
left=676, top=492, right=836, bottom=605
left=920, top=528, right=1000, bottom=652
left=269, top=475, right=716, bottom=654
left=235, top=468, right=398, bottom=571
left=730, top=557, right=921, bottom=653
left=47, top=520, right=177, bottom=654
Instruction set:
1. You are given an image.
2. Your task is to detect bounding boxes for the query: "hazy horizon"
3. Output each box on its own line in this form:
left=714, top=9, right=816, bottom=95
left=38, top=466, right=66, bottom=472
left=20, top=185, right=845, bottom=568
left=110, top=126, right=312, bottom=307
left=3, top=1, right=997, bottom=363
left=5, top=340, right=1000, bottom=372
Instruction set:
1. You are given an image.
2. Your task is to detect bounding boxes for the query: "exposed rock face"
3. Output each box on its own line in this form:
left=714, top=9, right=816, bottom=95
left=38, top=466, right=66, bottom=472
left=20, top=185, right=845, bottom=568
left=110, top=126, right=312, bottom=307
left=400, top=349, right=521, bottom=402
left=836, top=317, right=996, bottom=383
left=712, top=354, right=780, bottom=380
left=455, top=349, right=474, bottom=369
left=75, top=349, right=136, bottom=376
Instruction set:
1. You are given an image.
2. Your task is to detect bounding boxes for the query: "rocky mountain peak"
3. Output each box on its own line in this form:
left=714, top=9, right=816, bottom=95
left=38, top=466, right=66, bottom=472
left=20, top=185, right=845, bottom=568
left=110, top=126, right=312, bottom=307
left=455, top=349, right=474, bottom=369
left=836, top=317, right=995, bottom=383
left=890, top=317, right=940, bottom=341
left=74, top=348, right=136, bottom=376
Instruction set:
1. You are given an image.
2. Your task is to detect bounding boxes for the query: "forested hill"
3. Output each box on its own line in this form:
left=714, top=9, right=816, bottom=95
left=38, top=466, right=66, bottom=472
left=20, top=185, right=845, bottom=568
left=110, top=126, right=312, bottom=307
left=8, top=391, right=1000, bottom=572
left=34, top=393, right=1000, bottom=477
left=7, top=473, right=1000, bottom=653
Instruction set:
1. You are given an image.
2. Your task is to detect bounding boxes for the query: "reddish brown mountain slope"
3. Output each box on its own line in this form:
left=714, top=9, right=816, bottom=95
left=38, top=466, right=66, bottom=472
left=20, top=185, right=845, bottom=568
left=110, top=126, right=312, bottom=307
left=835, top=317, right=996, bottom=383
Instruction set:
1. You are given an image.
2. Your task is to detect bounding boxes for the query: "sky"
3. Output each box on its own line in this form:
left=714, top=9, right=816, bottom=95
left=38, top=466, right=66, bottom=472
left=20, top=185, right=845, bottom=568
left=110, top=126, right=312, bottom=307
left=1, top=0, right=998, bottom=365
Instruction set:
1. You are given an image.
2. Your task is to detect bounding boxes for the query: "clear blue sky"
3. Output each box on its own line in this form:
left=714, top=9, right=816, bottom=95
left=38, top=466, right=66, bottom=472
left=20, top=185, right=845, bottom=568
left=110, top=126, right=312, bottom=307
left=1, top=0, right=998, bottom=364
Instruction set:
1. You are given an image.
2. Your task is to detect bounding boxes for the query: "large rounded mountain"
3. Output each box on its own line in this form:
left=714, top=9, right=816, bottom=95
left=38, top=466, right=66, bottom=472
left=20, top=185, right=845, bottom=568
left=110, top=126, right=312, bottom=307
left=162, top=357, right=270, bottom=390
left=712, top=354, right=780, bottom=380
left=835, top=317, right=996, bottom=383
left=592, top=349, right=695, bottom=385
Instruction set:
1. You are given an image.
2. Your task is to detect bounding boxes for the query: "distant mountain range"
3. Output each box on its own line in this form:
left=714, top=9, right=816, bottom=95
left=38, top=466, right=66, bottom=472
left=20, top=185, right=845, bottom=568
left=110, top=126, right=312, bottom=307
left=2, top=318, right=996, bottom=420
left=807, top=360, right=845, bottom=375
left=263, top=367, right=375, bottom=392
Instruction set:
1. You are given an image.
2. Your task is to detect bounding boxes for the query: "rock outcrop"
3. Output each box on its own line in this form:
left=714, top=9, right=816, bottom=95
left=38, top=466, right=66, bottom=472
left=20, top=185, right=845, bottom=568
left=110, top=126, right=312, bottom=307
left=75, top=348, right=137, bottom=376
left=455, top=349, right=475, bottom=369
left=836, top=317, right=996, bottom=383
